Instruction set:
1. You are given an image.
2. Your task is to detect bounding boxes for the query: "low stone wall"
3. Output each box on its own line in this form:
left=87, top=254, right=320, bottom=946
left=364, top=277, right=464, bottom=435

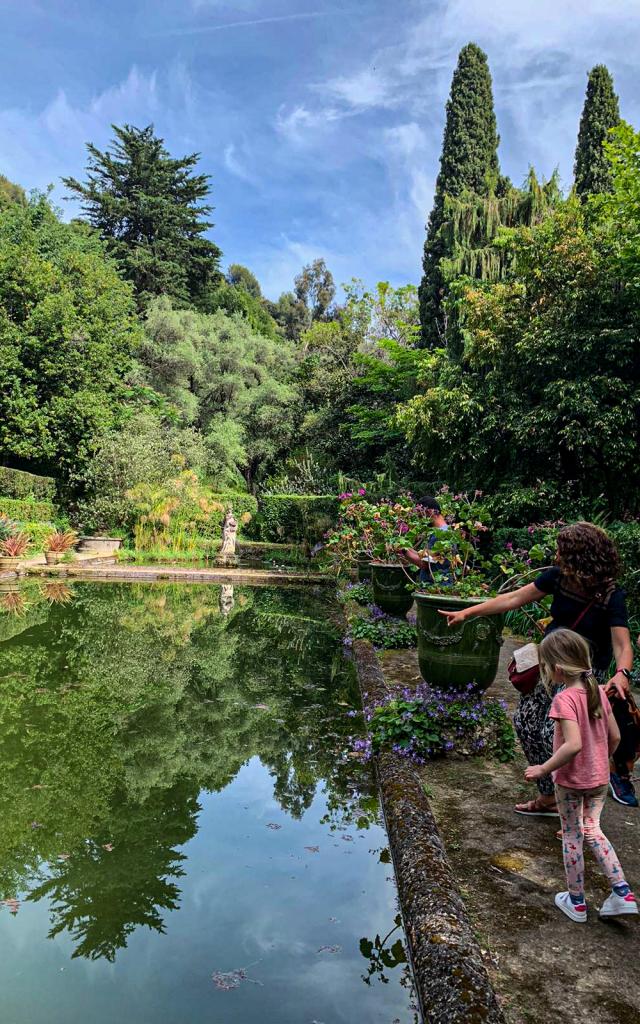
left=353, top=639, right=505, bottom=1024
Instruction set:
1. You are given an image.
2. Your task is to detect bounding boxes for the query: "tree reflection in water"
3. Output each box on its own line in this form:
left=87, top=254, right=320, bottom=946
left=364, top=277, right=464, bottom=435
left=0, top=582, right=376, bottom=962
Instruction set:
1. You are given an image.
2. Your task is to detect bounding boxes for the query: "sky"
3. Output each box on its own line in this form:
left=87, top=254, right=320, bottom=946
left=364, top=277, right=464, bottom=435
left=2, top=0, right=640, bottom=300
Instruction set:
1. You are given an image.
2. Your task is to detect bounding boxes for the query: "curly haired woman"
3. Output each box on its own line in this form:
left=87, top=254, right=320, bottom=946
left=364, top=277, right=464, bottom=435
left=440, top=523, right=638, bottom=814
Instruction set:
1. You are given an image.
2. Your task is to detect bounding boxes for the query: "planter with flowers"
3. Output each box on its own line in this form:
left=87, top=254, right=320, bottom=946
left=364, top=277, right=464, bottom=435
left=410, top=490, right=506, bottom=691
left=326, top=493, right=419, bottom=616
left=44, top=529, right=78, bottom=565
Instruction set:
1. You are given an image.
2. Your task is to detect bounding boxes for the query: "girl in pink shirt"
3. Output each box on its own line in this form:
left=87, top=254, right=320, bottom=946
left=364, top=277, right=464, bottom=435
left=525, top=628, right=638, bottom=923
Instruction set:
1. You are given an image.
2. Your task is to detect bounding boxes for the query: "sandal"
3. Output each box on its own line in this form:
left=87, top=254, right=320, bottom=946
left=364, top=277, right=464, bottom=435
left=514, top=797, right=559, bottom=817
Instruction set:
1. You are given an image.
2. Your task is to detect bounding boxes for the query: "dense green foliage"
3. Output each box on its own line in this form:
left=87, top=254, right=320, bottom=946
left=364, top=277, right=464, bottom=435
left=255, top=494, right=340, bottom=543
left=402, top=193, right=640, bottom=515
left=141, top=297, right=298, bottom=489
left=63, top=125, right=221, bottom=308
left=0, top=467, right=56, bottom=500
left=0, top=496, right=56, bottom=523
left=574, top=65, right=620, bottom=199
left=0, top=195, right=142, bottom=478
left=419, top=43, right=501, bottom=346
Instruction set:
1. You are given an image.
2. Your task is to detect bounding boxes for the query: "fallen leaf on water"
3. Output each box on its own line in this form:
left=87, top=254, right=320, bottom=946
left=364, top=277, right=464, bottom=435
left=30, top=822, right=42, bottom=830
left=212, top=961, right=263, bottom=991
left=57, top=853, right=70, bottom=860
left=266, top=823, right=281, bottom=831
left=304, top=846, right=319, bottom=853
left=316, top=945, right=341, bottom=954
left=341, top=835, right=354, bottom=842
left=102, top=843, right=114, bottom=852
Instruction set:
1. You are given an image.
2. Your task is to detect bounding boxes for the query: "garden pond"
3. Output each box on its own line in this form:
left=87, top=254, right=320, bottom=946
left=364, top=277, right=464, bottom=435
left=0, top=580, right=417, bottom=1023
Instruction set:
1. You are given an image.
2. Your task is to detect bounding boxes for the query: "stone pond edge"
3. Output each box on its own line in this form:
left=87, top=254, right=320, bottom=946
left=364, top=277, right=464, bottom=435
left=352, top=638, right=506, bottom=1024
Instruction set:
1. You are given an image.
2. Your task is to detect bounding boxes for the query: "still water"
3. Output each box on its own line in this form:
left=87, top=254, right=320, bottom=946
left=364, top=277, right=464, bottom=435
left=0, top=581, right=417, bottom=1023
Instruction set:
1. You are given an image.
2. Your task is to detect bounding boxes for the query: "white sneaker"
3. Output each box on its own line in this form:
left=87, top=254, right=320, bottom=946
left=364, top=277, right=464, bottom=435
left=599, top=890, right=639, bottom=917
left=555, top=891, right=587, bottom=922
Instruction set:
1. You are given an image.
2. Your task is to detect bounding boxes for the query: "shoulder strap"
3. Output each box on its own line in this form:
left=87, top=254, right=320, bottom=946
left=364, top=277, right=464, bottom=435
left=571, top=597, right=596, bottom=632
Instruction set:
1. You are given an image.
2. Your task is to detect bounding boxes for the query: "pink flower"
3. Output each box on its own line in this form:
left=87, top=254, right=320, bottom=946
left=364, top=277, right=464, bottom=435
left=398, top=522, right=409, bottom=534
left=358, top=487, right=366, bottom=496
left=506, top=542, right=513, bottom=551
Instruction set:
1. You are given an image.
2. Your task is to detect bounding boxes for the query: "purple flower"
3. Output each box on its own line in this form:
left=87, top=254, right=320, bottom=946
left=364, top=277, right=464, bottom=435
left=358, top=488, right=366, bottom=496
left=505, top=542, right=513, bottom=551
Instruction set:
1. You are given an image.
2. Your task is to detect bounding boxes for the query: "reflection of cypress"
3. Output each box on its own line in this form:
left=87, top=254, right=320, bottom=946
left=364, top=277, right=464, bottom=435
left=0, top=581, right=374, bottom=961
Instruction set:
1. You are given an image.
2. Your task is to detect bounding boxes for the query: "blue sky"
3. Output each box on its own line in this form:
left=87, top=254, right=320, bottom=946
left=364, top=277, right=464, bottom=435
left=2, top=0, right=640, bottom=299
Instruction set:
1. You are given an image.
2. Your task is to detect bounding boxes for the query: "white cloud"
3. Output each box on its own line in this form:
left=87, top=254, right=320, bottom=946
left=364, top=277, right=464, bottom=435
left=223, top=142, right=257, bottom=184
left=0, top=64, right=194, bottom=200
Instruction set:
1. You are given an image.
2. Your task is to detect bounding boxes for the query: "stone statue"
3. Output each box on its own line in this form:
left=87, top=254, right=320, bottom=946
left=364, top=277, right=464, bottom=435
left=219, top=507, right=238, bottom=563
left=220, top=584, right=235, bottom=617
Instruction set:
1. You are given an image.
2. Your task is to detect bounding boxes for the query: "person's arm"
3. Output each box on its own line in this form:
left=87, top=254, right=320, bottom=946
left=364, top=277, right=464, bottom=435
left=438, top=582, right=546, bottom=627
left=606, top=626, right=633, bottom=700
left=398, top=547, right=428, bottom=570
left=524, top=719, right=582, bottom=781
left=607, top=710, right=621, bottom=755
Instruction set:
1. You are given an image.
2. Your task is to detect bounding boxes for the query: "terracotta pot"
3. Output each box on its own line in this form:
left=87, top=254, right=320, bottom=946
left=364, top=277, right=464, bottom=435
left=45, top=551, right=63, bottom=565
left=0, top=557, right=22, bottom=571
left=414, top=592, right=504, bottom=692
left=371, top=563, right=416, bottom=617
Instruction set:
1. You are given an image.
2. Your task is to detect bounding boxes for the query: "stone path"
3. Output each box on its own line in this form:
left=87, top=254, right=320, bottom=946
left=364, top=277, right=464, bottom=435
left=381, top=641, right=640, bottom=1024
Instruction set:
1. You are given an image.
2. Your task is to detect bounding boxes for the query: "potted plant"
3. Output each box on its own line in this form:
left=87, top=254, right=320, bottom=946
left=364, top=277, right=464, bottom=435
left=410, top=491, right=506, bottom=691
left=45, top=529, right=78, bottom=565
left=0, top=531, right=31, bottom=571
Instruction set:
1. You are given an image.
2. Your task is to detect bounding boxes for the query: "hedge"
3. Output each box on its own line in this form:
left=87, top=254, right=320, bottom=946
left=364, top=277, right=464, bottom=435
left=0, top=496, right=57, bottom=523
left=0, top=466, right=57, bottom=501
left=254, top=495, right=340, bottom=543
left=194, top=492, right=259, bottom=539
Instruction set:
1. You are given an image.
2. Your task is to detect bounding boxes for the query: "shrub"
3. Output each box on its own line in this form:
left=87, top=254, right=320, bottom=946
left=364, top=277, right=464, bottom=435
left=348, top=615, right=417, bottom=650
left=21, top=522, right=56, bottom=553
left=0, top=497, right=56, bottom=523
left=362, top=684, right=516, bottom=764
left=609, top=521, right=640, bottom=617
left=255, top=494, right=340, bottom=543
left=0, top=467, right=56, bottom=500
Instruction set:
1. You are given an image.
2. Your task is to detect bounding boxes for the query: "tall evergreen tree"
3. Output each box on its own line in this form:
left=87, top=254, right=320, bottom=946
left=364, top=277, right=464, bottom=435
left=64, top=124, right=221, bottom=308
left=574, top=65, right=620, bottom=199
left=418, top=44, right=501, bottom=347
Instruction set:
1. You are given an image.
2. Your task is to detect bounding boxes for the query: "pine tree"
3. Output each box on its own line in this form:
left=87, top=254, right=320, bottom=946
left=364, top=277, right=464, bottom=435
left=574, top=65, right=620, bottom=199
left=419, top=43, right=501, bottom=347
left=64, top=124, right=222, bottom=308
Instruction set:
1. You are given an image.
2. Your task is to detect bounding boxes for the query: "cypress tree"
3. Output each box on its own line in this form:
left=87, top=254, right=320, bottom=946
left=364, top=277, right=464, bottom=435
left=419, top=43, right=501, bottom=347
left=574, top=65, right=620, bottom=199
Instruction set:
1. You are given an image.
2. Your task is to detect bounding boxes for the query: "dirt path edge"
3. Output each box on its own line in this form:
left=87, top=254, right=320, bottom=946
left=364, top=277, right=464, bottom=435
left=353, top=638, right=505, bottom=1024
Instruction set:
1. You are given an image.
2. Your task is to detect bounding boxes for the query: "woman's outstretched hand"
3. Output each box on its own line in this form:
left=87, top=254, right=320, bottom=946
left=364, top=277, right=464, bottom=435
left=524, top=764, right=545, bottom=781
left=438, top=608, right=468, bottom=627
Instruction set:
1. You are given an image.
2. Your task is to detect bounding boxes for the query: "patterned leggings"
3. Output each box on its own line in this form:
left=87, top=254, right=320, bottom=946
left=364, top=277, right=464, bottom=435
left=556, top=784, right=625, bottom=897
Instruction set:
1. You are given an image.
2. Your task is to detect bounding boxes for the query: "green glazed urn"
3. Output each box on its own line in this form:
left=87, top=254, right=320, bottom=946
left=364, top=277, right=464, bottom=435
left=414, top=592, right=504, bottom=691
left=356, top=552, right=372, bottom=582
left=371, top=563, right=415, bottom=617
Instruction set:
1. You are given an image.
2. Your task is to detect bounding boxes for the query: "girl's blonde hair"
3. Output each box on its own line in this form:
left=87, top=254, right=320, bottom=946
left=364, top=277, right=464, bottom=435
left=538, top=628, right=602, bottom=720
